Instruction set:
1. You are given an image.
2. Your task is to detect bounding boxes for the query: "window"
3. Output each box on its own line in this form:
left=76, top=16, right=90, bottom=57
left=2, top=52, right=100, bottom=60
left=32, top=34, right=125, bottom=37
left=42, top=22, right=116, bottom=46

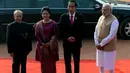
left=77, top=0, right=94, bottom=8
left=1, top=0, right=95, bottom=8
left=38, top=0, right=48, bottom=1
left=120, top=0, right=130, bottom=2
left=3, top=0, right=30, bottom=8
left=36, top=0, right=64, bottom=8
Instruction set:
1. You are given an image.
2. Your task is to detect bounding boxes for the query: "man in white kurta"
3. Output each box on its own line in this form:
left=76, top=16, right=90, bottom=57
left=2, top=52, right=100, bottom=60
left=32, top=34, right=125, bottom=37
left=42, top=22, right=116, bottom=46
left=94, top=3, right=119, bottom=73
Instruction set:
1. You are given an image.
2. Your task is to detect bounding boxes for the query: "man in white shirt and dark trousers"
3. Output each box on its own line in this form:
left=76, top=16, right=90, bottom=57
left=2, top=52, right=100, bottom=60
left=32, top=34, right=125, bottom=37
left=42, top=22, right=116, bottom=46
left=94, top=3, right=119, bottom=73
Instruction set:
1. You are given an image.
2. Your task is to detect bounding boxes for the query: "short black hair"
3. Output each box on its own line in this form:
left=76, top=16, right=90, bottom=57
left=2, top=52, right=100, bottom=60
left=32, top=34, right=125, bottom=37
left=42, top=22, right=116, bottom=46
left=41, top=6, right=51, bottom=14
left=68, top=0, right=78, bottom=7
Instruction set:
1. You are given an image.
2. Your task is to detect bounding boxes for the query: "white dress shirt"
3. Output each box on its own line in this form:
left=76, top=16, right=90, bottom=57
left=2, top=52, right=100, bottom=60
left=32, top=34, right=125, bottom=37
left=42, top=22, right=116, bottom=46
left=94, top=19, right=119, bottom=47
left=69, top=12, right=75, bottom=22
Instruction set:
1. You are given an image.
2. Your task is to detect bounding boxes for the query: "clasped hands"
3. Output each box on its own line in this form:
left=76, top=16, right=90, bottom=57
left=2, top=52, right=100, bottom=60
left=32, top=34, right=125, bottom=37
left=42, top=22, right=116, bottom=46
left=67, top=36, right=76, bottom=43
left=96, top=45, right=104, bottom=50
left=41, top=43, right=50, bottom=48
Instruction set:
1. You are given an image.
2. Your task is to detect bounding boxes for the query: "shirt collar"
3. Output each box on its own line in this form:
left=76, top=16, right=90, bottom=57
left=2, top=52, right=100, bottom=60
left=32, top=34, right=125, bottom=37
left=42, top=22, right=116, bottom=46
left=69, top=12, right=76, bottom=17
left=14, top=21, right=22, bottom=24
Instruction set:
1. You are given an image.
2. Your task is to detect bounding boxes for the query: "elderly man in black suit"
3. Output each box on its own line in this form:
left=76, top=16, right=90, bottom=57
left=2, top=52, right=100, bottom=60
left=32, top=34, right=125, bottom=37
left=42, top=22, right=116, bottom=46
left=6, top=10, right=32, bottom=73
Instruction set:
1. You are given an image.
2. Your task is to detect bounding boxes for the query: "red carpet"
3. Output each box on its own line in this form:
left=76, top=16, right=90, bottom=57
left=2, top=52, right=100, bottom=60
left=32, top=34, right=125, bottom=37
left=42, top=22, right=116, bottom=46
left=0, top=58, right=130, bottom=73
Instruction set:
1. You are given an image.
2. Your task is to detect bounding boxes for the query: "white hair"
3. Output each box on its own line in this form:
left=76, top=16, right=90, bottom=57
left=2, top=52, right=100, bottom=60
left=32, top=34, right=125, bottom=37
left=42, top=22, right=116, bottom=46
left=13, top=10, right=23, bottom=15
left=102, top=3, right=113, bottom=10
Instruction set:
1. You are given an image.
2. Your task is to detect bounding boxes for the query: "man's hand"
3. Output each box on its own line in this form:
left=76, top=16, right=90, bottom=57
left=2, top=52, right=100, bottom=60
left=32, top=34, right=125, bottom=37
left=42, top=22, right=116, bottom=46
left=67, top=36, right=76, bottom=43
left=71, top=36, right=76, bottom=41
left=96, top=45, right=103, bottom=50
left=10, top=53, right=14, bottom=58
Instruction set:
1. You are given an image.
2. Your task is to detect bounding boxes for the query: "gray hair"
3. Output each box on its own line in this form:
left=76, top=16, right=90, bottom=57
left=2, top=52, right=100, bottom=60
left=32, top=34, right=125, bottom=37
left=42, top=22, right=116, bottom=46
left=102, top=3, right=113, bottom=10
left=13, top=10, right=23, bottom=15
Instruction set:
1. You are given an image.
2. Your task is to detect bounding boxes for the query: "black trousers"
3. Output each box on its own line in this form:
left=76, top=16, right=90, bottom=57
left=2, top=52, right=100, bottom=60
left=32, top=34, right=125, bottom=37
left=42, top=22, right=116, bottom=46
left=63, top=45, right=81, bottom=73
left=12, top=53, right=27, bottom=73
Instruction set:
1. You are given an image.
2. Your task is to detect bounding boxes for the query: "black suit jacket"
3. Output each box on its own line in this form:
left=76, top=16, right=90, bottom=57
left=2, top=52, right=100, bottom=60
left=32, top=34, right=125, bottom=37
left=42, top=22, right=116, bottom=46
left=6, top=21, right=32, bottom=54
left=59, top=12, right=84, bottom=48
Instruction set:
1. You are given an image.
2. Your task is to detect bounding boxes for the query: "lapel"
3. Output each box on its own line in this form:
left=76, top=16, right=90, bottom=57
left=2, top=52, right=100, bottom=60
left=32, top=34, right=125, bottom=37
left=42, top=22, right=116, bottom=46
left=74, top=12, right=78, bottom=24
left=67, top=13, right=71, bottom=25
